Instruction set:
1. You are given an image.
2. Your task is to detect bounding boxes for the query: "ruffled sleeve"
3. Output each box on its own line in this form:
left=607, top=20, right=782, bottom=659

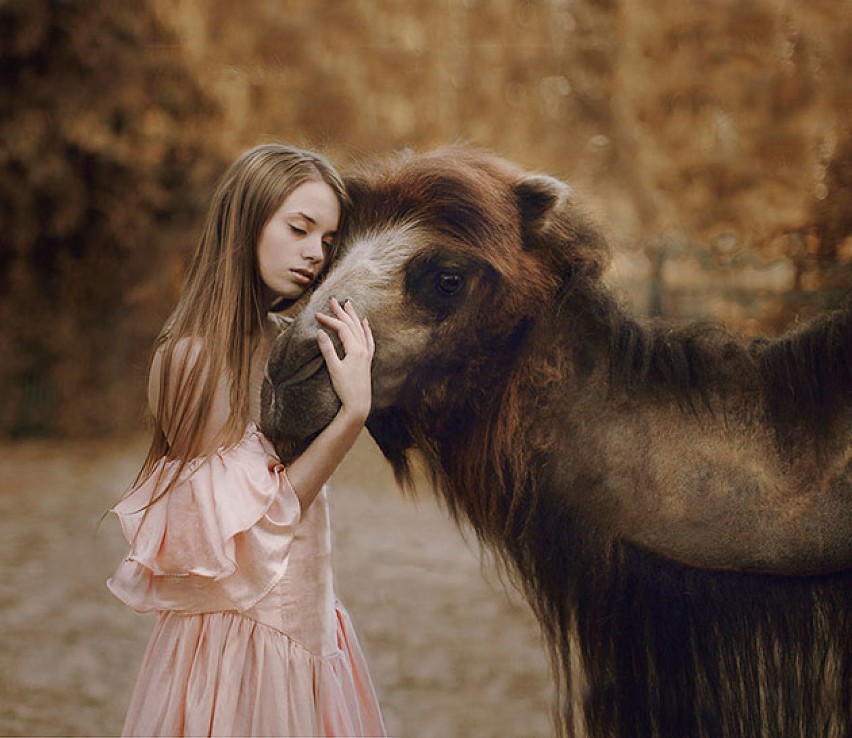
left=107, top=424, right=301, bottom=614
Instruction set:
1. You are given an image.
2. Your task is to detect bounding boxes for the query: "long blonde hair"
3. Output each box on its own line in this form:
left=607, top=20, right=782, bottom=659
left=133, top=143, right=348, bottom=495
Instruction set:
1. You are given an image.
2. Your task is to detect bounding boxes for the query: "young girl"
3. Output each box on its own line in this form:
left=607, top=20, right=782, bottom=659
left=108, top=144, right=386, bottom=737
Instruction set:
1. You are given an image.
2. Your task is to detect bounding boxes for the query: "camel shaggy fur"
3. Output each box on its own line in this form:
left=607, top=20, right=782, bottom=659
left=262, top=148, right=852, bottom=738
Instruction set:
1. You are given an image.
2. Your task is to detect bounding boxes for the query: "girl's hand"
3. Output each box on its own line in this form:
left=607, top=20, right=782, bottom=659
left=285, top=299, right=374, bottom=511
left=315, top=298, right=374, bottom=422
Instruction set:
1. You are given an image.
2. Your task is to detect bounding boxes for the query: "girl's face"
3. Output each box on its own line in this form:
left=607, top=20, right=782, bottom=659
left=257, top=180, right=340, bottom=306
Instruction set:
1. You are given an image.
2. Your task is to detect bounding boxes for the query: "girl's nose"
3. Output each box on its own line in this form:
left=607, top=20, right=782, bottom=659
left=303, top=235, right=325, bottom=263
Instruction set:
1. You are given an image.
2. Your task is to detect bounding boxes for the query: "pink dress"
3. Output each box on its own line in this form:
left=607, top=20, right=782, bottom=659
left=108, top=423, right=386, bottom=737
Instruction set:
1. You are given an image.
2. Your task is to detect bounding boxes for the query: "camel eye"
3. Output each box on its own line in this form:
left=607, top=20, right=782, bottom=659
left=437, top=272, right=463, bottom=295
left=405, top=254, right=474, bottom=320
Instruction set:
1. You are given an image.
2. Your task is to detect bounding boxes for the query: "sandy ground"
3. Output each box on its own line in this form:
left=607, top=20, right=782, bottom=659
left=0, top=432, right=553, bottom=737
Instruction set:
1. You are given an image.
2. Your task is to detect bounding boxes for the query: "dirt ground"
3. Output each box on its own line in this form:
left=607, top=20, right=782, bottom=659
left=0, top=432, right=553, bottom=738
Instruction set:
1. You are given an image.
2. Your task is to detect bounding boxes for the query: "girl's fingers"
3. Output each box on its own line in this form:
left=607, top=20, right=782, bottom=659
left=331, top=298, right=361, bottom=333
left=323, top=300, right=360, bottom=339
left=315, top=316, right=353, bottom=355
left=317, top=330, right=341, bottom=368
left=315, top=312, right=346, bottom=331
left=363, top=318, right=375, bottom=356
left=317, top=304, right=373, bottom=413
left=333, top=298, right=369, bottom=342
left=318, top=300, right=370, bottom=356
left=343, top=300, right=363, bottom=331
left=316, top=310, right=358, bottom=344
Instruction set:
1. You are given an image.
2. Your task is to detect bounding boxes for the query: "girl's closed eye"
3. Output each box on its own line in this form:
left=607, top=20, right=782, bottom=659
left=289, top=224, right=307, bottom=236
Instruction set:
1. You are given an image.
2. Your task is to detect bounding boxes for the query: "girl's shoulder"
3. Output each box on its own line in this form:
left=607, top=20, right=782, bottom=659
left=150, top=335, right=207, bottom=380
left=147, top=334, right=211, bottom=419
left=148, top=334, right=232, bottom=455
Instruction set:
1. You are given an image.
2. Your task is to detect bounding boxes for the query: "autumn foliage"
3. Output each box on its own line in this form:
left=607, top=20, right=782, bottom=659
left=1, top=0, right=851, bottom=438
left=0, top=1, right=227, bottom=437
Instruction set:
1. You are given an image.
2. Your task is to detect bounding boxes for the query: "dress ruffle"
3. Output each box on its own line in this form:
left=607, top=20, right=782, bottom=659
left=107, top=423, right=301, bottom=614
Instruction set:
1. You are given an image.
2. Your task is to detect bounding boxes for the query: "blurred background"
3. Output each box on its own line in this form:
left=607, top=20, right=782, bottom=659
left=3, top=0, right=852, bottom=439
left=1, top=0, right=851, bottom=735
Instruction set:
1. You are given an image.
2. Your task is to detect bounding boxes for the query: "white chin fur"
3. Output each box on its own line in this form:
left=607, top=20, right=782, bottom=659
left=294, top=222, right=431, bottom=407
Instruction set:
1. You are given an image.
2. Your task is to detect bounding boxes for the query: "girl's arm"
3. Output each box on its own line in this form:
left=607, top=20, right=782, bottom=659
left=284, top=298, right=375, bottom=511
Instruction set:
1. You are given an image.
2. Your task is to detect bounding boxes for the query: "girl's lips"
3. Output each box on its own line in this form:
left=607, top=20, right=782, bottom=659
left=291, top=269, right=313, bottom=285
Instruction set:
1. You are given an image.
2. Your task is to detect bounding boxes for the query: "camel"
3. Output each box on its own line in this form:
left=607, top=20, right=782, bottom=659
left=261, top=148, right=852, bottom=738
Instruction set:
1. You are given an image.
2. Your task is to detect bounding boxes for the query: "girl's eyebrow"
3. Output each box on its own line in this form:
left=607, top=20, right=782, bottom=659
left=284, top=211, right=316, bottom=224
left=285, top=211, right=336, bottom=235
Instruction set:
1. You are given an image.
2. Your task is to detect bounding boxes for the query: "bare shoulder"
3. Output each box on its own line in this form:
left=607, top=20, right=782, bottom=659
left=147, top=335, right=233, bottom=452
left=147, top=336, right=207, bottom=416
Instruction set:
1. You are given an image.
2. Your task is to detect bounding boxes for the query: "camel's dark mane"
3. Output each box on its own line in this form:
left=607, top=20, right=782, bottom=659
left=392, top=360, right=852, bottom=738
left=758, top=305, right=852, bottom=445
left=374, top=276, right=852, bottom=738
left=566, top=279, right=852, bottom=449
left=395, top=339, right=852, bottom=738
left=532, top=516, right=852, bottom=738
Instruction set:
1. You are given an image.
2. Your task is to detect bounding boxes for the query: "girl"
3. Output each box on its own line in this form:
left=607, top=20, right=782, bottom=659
left=108, top=144, right=386, bottom=737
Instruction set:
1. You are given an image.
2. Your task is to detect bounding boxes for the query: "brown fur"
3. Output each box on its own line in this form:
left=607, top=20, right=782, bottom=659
left=263, top=148, right=852, bottom=738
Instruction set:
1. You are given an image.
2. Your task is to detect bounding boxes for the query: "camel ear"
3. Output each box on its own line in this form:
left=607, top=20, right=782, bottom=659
left=513, top=173, right=608, bottom=278
left=513, top=174, right=573, bottom=231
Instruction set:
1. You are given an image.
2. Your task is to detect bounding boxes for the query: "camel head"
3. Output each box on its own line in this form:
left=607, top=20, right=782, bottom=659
left=261, top=147, right=608, bottom=473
